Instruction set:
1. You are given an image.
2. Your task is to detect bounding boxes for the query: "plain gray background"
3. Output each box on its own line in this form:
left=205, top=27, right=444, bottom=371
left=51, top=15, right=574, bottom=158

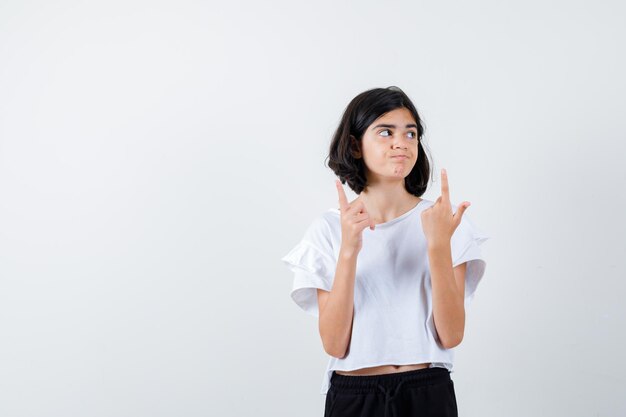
left=1, top=0, right=625, bottom=416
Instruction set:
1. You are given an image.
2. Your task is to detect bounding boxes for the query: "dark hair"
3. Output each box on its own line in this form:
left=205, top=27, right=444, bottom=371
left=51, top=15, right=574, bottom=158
left=325, top=86, right=431, bottom=195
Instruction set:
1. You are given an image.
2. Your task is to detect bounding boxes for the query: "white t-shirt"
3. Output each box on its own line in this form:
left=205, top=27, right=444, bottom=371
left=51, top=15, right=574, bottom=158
left=281, top=198, right=490, bottom=395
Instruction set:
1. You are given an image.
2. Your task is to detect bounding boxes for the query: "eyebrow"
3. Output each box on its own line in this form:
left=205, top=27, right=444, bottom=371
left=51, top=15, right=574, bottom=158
left=371, top=123, right=418, bottom=130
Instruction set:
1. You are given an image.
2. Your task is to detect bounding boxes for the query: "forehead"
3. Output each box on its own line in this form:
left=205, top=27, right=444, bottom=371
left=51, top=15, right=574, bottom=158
left=370, top=107, right=416, bottom=126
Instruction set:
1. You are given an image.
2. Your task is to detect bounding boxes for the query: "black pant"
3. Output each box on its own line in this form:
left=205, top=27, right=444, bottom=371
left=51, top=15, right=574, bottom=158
left=324, top=367, right=458, bottom=417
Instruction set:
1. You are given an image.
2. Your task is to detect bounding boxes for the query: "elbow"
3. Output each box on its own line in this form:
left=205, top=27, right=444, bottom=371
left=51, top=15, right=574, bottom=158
left=321, top=332, right=350, bottom=358
left=437, top=309, right=466, bottom=349
left=319, top=326, right=341, bottom=358
left=319, top=307, right=354, bottom=359
left=319, top=319, right=352, bottom=359
left=321, top=338, right=335, bottom=357
left=323, top=340, right=348, bottom=359
left=442, top=338, right=462, bottom=350
left=441, top=332, right=464, bottom=349
left=326, top=348, right=346, bottom=359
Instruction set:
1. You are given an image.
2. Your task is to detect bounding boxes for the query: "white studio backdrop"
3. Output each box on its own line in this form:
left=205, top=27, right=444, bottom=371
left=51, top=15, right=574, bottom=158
left=1, top=1, right=625, bottom=416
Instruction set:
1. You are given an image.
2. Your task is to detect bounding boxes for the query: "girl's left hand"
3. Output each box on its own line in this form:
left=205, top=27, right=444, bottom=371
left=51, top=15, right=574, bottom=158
left=421, top=168, right=471, bottom=247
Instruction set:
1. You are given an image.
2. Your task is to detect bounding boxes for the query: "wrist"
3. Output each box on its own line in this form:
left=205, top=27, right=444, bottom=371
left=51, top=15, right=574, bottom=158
left=427, top=240, right=451, bottom=252
left=339, top=245, right=359, bottom=260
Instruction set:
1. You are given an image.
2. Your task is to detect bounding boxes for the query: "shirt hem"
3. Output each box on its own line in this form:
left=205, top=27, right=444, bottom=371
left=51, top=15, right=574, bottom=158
left=320, top=358, right=454, bottom=395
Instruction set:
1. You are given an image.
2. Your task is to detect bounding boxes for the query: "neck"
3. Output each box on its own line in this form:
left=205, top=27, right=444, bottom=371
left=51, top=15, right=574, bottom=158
left=359, top=183, right=421, bottom=224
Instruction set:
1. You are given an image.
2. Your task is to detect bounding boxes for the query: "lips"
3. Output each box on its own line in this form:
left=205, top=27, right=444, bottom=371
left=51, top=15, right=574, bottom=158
left=391, top=155, right=408, bottom=159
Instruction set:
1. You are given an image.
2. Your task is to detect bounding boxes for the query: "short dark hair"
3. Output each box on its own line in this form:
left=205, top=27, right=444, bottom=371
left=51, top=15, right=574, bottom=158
left=325, top=86, right=431, bottom=195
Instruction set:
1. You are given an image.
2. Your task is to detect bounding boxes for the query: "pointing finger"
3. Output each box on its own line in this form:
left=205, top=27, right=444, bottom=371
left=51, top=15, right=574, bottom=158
left=335, top=179, right=349, bottom=211
left=441, top=168, right=450, bottom=203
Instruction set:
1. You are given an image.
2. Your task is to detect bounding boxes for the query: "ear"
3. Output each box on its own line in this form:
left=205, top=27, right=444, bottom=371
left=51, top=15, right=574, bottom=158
left=349, top=135, right=362, bottom=158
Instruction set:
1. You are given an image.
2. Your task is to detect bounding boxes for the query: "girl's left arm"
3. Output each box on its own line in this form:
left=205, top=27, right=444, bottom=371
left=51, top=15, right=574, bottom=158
left=428, top=242, right=467, bottom=349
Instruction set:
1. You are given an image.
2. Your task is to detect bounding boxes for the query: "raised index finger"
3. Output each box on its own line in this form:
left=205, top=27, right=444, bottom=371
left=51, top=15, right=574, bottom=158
left=335, top=179, right=349, bottom=211
left=441, top=168, right=450, bottom=202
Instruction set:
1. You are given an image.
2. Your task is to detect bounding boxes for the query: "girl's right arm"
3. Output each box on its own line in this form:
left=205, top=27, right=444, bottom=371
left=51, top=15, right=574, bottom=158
left=317, top=247, right=357, bottom=358
left=317, top=180, right=375, bottom=358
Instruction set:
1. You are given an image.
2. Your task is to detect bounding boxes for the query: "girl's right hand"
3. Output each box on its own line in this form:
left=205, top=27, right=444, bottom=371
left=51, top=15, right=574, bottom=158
left=335, top=179, right=375, bottom=254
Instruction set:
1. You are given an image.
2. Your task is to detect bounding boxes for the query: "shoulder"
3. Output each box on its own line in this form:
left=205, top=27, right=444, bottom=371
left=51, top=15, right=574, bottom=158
left=316, top=206, right=343, bottom=231
left=301, top=211, right=337, bottom=248
left=449, top=202, right=490, bottom=245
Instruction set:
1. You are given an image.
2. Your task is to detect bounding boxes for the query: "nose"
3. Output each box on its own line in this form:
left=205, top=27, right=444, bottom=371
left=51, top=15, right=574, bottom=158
left=393, top=140, right=408, bottom=150
left=392, top=134, right=410, bottom=149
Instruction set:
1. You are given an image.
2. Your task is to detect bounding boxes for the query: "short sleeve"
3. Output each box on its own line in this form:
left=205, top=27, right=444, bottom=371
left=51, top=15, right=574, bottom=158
left=450, top=207, right=490, bottom=309
left=280, top=217, right=337, bottom=318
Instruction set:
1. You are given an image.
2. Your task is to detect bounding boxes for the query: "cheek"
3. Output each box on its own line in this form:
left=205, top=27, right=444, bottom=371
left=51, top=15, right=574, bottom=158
left=368, top=153, right=388, bottom=166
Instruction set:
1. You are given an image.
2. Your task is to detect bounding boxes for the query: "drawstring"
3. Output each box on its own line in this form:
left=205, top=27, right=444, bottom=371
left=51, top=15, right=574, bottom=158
left=376, top=379, right=409, bottom=417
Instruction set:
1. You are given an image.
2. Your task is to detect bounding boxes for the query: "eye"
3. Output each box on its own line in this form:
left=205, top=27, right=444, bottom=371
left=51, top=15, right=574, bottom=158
left=379, top=129, right=418, bottom=139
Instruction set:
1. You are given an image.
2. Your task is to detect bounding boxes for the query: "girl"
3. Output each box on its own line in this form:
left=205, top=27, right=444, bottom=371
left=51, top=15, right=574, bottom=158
left=281, top=86, right=490, bottom=417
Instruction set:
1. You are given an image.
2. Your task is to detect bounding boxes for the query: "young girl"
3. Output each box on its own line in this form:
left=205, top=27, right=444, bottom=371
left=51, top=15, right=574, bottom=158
left=281, top=86, right=490, bottom=417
